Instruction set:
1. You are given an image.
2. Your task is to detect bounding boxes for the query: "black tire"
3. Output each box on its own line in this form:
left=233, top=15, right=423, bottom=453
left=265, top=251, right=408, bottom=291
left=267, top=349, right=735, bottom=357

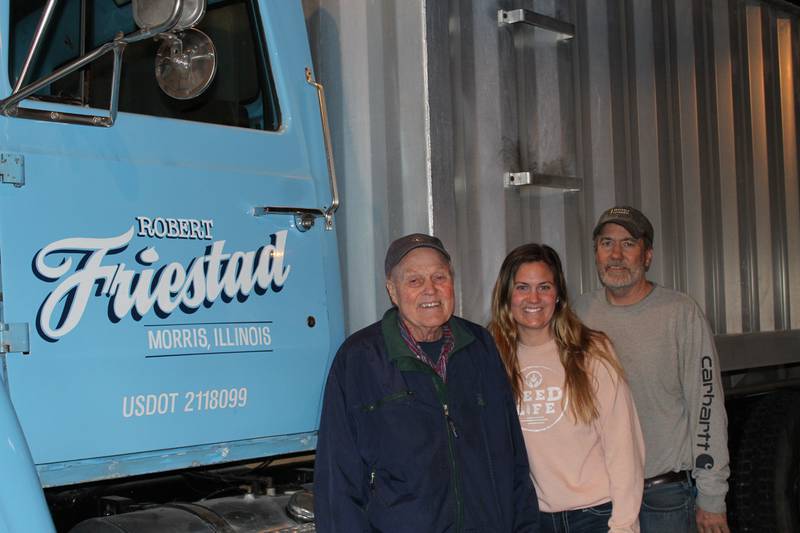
left=730, top=391, right=800, bottom=532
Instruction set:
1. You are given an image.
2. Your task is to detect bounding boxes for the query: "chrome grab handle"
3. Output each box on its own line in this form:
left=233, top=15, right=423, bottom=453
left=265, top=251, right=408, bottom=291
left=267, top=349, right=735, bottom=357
left=305, top=67, right=340, bottom=227
left=254, top=68, right=340, bottom=231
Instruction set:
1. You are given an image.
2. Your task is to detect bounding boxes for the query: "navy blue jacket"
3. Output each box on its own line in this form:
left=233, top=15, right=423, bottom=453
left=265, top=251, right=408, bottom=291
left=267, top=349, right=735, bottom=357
left=314, top=308, right=540, bottom=532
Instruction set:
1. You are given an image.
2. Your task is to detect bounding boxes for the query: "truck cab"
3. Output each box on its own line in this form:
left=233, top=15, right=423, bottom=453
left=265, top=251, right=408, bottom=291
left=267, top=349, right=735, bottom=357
left=0, top=0, right=343, bottom=530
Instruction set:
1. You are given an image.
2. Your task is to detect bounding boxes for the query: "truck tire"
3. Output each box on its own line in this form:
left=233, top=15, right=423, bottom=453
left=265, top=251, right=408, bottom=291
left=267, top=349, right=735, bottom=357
left=731, top=391, right=800, bottom=531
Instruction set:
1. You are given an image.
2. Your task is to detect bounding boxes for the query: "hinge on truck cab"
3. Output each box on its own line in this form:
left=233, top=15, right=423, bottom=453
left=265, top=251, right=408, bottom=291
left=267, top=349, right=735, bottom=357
left=0, top=153, right=25, bottom=187
left=0, top=323, right=30, bottom=354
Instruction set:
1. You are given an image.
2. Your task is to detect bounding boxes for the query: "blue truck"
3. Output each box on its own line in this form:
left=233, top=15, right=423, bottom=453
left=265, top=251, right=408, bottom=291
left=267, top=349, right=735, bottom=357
left=5, top=0, right=800, bottom=530
left=0, top=0, right=343, bottom=530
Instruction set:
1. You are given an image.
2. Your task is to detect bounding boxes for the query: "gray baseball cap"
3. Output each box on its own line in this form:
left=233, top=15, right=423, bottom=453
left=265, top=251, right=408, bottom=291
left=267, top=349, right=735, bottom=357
left=384, top=233, right=451, bottom=276
left=592, top=206, right=654, bottom=247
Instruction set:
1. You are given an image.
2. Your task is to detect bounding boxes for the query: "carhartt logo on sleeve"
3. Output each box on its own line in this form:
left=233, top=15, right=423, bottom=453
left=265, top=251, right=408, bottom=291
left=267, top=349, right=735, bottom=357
left=697, top=355, right=715, bottom=452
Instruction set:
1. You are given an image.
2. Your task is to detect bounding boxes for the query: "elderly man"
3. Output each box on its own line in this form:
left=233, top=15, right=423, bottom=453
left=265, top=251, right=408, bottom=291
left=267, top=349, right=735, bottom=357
left=574, top=207, right=730, bottom=533
left=314, top=233, right=539, bottom=532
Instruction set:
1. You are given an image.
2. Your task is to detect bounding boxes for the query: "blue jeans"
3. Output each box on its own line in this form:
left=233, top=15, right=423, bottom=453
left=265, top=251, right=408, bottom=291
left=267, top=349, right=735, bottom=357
left=640, top=477, right=697, bottom=533
left=540, top=501, right=612, bottom=533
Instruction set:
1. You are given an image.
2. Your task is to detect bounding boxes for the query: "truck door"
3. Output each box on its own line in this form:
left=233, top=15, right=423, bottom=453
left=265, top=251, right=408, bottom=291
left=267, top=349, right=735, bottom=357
left=0, top=0, right=343, bottom=486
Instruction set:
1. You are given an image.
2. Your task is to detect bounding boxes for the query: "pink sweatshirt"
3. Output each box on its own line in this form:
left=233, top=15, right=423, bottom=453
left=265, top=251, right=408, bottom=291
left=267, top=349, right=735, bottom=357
left=517, top=339, right=645, bottom=532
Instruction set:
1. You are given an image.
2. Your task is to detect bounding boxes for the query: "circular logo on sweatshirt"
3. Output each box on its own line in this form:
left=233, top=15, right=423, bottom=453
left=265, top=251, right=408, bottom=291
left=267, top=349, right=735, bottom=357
left=518, top=365, right=568, bottom=432
left=525, top=370, right=544, bottom=389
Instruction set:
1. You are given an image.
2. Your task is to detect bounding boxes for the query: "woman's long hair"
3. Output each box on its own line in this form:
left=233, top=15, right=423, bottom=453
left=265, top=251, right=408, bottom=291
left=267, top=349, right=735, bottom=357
left=488, top=243, right=624, bottom=424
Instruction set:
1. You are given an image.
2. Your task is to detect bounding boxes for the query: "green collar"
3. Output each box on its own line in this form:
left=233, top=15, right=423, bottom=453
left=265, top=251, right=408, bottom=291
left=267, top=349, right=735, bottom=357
left=380, top=307, right=475, bottom=369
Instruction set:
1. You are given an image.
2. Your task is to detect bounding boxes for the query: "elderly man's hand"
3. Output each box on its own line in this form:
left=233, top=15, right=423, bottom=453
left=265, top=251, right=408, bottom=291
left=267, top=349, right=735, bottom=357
left=696, top=508, right=729, bottom=533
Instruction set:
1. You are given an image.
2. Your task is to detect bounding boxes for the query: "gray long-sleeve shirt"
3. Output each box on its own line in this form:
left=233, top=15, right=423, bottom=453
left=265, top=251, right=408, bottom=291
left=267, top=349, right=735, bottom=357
left=574, top=285, right=729, bottom=514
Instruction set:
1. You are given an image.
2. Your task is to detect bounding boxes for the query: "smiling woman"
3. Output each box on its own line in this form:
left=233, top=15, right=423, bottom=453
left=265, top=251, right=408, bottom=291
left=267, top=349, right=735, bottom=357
left=489, top=243, right=645, bottom=533
left=510, top=261, right=558, bottom=346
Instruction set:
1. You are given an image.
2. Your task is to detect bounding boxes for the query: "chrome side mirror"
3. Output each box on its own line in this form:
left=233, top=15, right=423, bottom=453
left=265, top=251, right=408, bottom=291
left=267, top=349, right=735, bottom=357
left=135, top=0, right=216, bottom=100
left=133, top=0, right=205, bottom=31
left=155, top=29, right=217, bottom=100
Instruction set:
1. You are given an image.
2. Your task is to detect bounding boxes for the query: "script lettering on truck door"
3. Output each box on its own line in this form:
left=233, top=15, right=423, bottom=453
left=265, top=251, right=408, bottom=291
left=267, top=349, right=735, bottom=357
left=32, top=220, right=291, bottom=341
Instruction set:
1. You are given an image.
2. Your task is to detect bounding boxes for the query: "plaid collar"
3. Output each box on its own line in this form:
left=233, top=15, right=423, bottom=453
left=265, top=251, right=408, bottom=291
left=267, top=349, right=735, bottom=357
left=397, top=318, right=455, bottom=382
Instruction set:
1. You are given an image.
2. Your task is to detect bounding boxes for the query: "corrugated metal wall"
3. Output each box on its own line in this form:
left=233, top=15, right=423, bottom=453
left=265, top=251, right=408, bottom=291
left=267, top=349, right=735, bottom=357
left=303, top=0, right=432, bottom=332
left=304, top=0, right=800, bottom=342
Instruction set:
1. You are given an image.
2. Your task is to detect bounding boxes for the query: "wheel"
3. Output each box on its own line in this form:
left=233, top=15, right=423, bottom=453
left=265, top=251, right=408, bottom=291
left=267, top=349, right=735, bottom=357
left=730, top=391, right=800, bottom=532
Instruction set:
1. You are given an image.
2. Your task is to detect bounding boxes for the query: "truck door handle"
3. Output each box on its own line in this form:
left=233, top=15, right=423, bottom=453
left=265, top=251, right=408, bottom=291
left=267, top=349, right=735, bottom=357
left=254, top=68, right=339, bottom=231
left=252, top=206, right=325, bottom=232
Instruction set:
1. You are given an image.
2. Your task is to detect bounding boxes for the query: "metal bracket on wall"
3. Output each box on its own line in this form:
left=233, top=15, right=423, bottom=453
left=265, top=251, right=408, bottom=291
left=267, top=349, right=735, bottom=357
left=0, top=322, right=30, bottom=354
left=503, top=172, right=581, bottom=192
left=0, top=153, right=25, bottom=187
left=497, top=9, right=575, bottom=39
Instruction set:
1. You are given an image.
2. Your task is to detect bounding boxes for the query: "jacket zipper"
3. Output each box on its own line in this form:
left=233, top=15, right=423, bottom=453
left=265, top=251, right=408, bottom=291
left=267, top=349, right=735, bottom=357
left=435, top=379, right=463, bottom=532
left=394, top=356, right=465, bottom=530
left=443, top=403, right=459, bottom=438
left=366, top=468, right=376, bottom=514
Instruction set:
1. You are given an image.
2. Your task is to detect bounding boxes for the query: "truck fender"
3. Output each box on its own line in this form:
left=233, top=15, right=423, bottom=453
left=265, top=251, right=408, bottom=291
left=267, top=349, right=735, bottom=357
left=0, top=378, right=55, bottom=533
